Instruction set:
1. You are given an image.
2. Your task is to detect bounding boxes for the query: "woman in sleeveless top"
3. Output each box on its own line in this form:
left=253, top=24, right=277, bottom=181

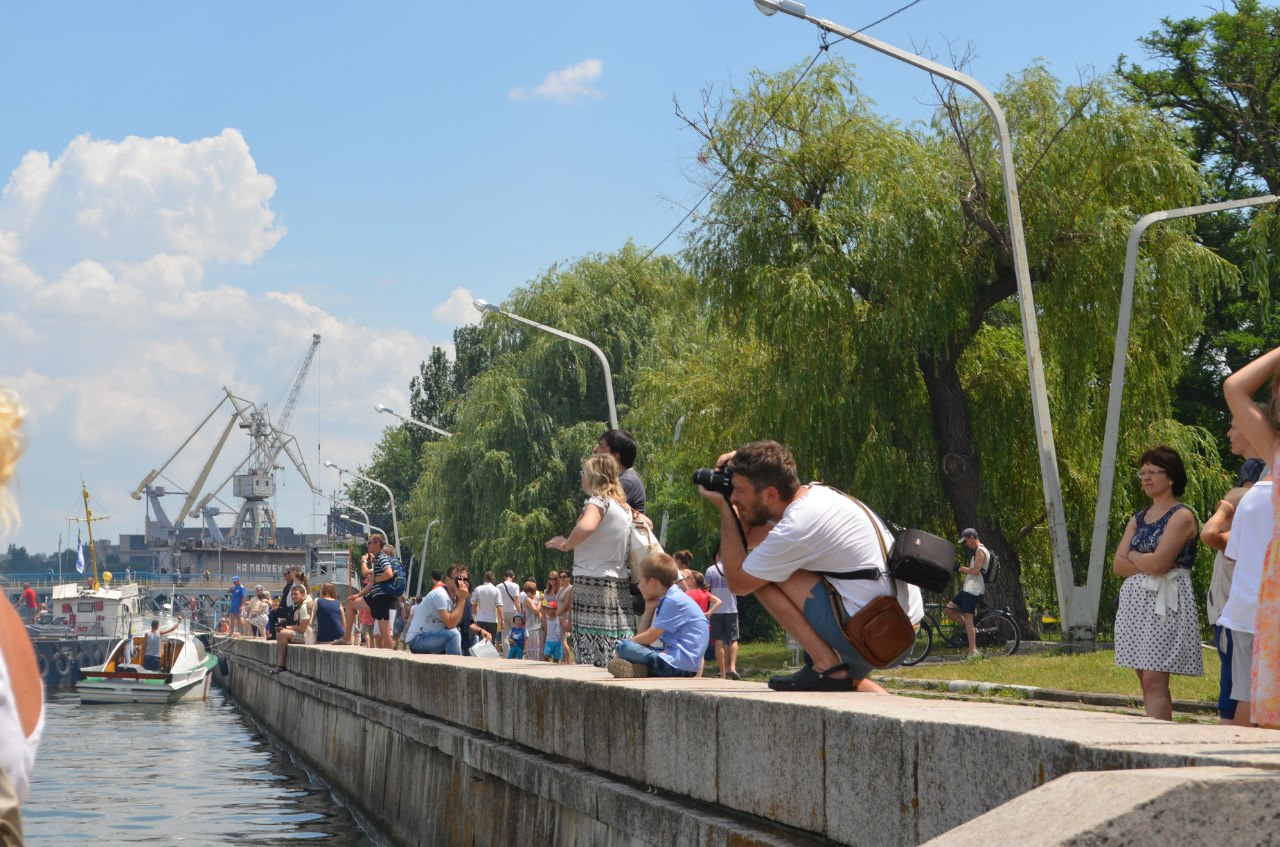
left=1112, top=446, right=1203, bottom=720
left=544, top=454, right=635, bottom=668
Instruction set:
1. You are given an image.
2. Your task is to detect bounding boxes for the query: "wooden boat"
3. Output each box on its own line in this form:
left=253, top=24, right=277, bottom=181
left=75, top=620, right=217, bottom=704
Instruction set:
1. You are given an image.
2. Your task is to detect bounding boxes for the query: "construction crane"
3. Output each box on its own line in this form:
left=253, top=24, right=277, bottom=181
left=131, top=333, right=322, bottom=550
left=226, top=333, right=322, bottom=546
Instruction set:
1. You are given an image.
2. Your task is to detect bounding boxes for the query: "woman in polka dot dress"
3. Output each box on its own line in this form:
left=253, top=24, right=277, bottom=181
left=1112, top=445, right=1203, bottom=721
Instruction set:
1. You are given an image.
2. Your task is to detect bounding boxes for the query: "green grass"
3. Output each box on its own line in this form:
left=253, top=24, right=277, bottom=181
left=725, top=641, right=1220, bottom=703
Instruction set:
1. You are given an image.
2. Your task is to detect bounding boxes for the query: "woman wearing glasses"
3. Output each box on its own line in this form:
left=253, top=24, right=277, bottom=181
left=1112, top=446, right=1202, bottom=720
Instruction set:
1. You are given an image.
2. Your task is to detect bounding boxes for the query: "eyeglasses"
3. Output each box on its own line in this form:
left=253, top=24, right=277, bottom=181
left=1136, top=469, right=1167, bottom=479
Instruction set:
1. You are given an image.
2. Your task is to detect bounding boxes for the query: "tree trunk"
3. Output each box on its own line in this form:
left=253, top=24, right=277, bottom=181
left=917, top=350, right=1035, bottom=636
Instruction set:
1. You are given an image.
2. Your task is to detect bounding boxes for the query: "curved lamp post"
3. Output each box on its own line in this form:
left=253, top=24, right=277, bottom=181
left=473, top=299, right=619, bottom=430
left=753, top=0, right=1074, bottom=639
left=324, top=460, right=400, bottom=555
left=375, top=404, right=454, bottom=439
left=1085, top=193, right=1280, bottom=634
left=417, top=519, right=440, bottom=596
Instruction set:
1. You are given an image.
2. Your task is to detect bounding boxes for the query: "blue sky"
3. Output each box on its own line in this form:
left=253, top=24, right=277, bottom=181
left=0, top=0, right=1214, bottom=555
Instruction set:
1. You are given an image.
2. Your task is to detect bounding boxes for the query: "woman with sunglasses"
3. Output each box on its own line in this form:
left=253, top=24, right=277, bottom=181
left=1112, top=446, right=1202, bottom=720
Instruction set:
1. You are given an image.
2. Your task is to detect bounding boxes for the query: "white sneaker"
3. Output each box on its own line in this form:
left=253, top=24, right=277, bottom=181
left=608, top=657, right=649, bottom=678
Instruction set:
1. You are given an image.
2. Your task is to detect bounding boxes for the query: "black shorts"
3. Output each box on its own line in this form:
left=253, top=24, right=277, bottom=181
left=366, top=593, right=396, bottom=621
left=710, top=613, right=739, bottom=643
left=950, top=590, right=981, bottom=615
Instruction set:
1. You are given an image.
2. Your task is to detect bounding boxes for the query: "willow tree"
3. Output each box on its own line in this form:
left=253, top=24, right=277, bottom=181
left=403, top=244, right=695, bottom=582
left=654, top=59, right=1233, bottom=629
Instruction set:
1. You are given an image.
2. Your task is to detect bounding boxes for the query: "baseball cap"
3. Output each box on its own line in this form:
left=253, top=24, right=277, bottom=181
left=959, top=528, right=978, bottom=540
left=232, top=575, right=241, bottom=582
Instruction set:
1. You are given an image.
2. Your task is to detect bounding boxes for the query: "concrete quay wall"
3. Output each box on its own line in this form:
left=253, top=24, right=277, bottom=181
left=218, top=641, right=1280, bottom=847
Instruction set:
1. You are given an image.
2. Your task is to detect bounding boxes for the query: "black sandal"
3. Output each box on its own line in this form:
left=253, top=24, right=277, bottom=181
left=269, top=666, right=286, bottom=675
left=768, top=663, right=853, bottom=692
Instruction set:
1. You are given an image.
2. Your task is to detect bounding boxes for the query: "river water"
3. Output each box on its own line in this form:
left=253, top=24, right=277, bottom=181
left=24, top=688, right=384, bottom=845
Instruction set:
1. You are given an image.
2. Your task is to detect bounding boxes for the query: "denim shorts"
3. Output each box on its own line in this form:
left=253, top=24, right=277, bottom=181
left=801, top=580, right=875, bottom=682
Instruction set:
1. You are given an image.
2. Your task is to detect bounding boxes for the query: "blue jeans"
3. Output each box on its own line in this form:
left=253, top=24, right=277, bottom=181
left=409, top=628, right=462, bottom=656
left=614, top=639, right=695, bottom=678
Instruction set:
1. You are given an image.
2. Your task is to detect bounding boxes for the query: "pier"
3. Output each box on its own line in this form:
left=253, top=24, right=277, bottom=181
left=216, top=640, right=1280, bottom=846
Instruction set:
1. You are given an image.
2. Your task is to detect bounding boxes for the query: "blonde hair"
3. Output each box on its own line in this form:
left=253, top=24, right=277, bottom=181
left=581, top=454, right=626, bottom=503
left=0, top=390, right=25, bottom=534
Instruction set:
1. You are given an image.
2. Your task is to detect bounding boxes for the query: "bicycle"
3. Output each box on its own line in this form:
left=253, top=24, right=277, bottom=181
left=900, top=597, right=1020, bottom=666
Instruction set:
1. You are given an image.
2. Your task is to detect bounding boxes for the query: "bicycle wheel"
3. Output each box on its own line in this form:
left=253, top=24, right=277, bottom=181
left=975, top=612, right=1020, bottom=656
left=900, top=621, right=933, bottom=666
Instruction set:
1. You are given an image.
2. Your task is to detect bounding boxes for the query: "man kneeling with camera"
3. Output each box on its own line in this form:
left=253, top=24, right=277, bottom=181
left=697, top=440, right=923, bottom=692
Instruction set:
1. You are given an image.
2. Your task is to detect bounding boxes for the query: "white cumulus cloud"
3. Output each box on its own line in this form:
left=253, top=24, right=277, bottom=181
left=0, top=131, right=440, bottom=552
left=431, top=286, right=482, bottom=326
left=508, top=59, right=604, bottom=104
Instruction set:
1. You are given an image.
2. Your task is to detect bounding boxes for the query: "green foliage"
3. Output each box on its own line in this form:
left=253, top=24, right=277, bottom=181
left=401, top=245, right=696, bottom=585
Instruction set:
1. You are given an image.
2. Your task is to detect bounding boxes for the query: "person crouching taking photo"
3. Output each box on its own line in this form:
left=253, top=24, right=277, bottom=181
left=608, top=552, right=709, bottom=678
left=697, top=440, right=923, bottom=693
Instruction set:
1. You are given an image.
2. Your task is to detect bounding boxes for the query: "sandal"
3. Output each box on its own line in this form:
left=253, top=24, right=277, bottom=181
left=269, top=666, right=286, bottom=675
left=768, top=662, right=853, bottom=692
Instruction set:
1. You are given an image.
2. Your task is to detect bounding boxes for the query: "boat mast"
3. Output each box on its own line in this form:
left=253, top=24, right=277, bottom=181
left=81, top=482, right=109, bottom=588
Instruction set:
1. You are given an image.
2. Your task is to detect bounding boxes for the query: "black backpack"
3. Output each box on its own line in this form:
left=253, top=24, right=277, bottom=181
left=981, top=547, right=999, bottom=585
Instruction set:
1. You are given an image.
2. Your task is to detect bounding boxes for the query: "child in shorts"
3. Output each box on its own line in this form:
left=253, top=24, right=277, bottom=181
left=507, top=614, right=527, bottom=660
left=543, top=600, right=564, bottom=662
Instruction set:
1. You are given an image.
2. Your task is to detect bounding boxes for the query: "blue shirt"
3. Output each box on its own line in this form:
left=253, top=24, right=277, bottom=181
left=229, top=584, right=246, bottom=614
left=652, top=584, right=709, bottom=673
left=509, top=627, right=527, bottom=648
left=366, top=552, right=395, bottom=598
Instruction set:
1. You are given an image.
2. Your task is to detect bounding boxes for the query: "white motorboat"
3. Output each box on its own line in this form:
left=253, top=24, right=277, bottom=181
left=75, top=619, right=218, bottom=704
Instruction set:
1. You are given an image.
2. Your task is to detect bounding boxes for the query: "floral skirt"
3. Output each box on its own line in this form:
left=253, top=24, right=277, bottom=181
left=568, top=574, right=634, bottom=668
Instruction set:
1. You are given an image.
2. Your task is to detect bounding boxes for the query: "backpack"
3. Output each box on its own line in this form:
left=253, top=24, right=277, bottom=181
left=981, top=547, right=999, bottom=585
left=382, top=556, right=408, bottom=597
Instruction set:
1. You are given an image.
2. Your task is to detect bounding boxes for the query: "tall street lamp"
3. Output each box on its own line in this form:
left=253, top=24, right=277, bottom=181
left=473, top=299, right=619, bottom=430
left=753, top=0, right=1075, bottom=639
left=375, top=404, right=454, bottom=439
left=417, top=519, right=440, bottom=596
left=337, top=502, right=386, bottom=540
left=1085, top=193, right=1280, bottom=636
left=324, top=460, right=401, bottom=555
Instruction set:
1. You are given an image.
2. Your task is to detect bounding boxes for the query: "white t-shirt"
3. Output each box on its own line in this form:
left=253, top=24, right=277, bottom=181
left=705, top=562, right=738, bottom=614
left=499, top=581, right=522, bottom=622
left=743, top=484, right=923, bottom=621
left=472, top=582, right=502, bottom=624
left=0, top=638, right=42, bottom=803
left=408, top=585, right=455, bottom=638
left=1222, top=480, right=1274, bottom=634
left=572, top=496, right=631, bottom=579
left=962, top=545, right=988, bottom=596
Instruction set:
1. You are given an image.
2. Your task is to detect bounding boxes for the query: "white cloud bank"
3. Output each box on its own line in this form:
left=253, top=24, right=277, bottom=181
left=508, top=59, right=604, bottom=103
left=0, top=130, right=436, bottom=551
left=431, top=286, right=481, bottom=326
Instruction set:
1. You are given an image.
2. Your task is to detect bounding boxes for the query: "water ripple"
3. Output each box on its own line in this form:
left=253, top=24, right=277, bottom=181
left=25, top=690, right=384, bottom=846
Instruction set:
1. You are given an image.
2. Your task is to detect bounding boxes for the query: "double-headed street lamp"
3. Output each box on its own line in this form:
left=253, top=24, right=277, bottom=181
left=336, top=502, right=386, bottom=540
left=324, top=460, right=400, bottom=555
left=473, top=299, right=619, bottom=430
left=753, top=0, right=1076, bottom=639
left=375, top=404, right=454, bottom=439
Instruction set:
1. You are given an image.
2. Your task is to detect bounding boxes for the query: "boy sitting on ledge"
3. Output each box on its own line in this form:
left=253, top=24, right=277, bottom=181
left=609, top=552, right=709, bottom=679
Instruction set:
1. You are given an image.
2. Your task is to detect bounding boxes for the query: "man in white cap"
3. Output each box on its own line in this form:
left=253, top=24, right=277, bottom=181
left=228, top=575, right=247, bottom=636
left=944, top=529, right=989, bottom=658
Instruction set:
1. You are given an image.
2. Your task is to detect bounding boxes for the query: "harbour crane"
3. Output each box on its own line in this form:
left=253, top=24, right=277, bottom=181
left=131, top=333, right=322, bottom=550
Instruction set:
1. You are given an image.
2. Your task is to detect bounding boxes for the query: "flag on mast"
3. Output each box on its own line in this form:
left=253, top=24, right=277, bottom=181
left=76, top=530, right=85, bottom=575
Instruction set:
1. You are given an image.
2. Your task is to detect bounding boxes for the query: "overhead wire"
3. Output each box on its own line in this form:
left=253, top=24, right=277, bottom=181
left=631, top=0, right=928, bottom=266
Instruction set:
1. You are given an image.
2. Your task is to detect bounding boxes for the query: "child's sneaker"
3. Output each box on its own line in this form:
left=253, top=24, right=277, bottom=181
left=608, top=657, right=649, bottom=678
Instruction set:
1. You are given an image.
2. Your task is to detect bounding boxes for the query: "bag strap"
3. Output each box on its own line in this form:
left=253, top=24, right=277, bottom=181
left=808, top=482, right=892, bottom=584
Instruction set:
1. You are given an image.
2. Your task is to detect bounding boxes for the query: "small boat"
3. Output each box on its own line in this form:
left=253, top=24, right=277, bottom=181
left=75, top=619, right=218, bottom=704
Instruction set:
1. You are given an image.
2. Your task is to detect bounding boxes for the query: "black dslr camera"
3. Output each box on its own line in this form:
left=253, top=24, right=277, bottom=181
left=693, top=467, right=734, bottom=497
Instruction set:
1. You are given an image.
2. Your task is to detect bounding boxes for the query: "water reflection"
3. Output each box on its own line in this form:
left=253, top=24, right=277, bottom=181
left=25, top=689, right=382, bottom=846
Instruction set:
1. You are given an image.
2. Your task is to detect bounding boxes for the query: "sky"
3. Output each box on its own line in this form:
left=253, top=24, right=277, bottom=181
left=0, top=0, right=1216, bottom=556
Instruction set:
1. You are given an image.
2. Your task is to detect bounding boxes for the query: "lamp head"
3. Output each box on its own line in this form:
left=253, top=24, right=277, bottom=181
left=473, top=299, right=499, bottom=314
left=323, top=460, right=337, bottom=469
left=754, top=0, right=806, bottom=16
left=374, top=404, right=390, bottom=414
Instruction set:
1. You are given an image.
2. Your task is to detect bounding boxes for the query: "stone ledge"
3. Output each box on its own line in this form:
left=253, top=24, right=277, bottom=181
left=219, top=639, right=1280, bottom=846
